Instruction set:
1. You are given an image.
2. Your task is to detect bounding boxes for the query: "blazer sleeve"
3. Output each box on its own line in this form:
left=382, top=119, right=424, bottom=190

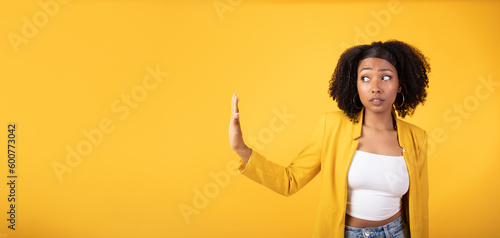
left=418, top=130, right=429, bottom=237
left=237, top=113, right=326, bottom=197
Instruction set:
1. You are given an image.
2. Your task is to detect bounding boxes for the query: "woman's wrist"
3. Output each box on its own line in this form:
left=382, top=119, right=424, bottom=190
left=234, top=145, right=252, bottom=164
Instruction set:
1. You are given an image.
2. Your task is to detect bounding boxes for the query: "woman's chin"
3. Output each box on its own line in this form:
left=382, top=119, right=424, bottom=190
left=364, top=105, right=392, bottom=114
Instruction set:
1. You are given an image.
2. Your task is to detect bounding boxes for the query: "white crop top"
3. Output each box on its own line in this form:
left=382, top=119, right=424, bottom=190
left=346, top=149, right=409, bottom=221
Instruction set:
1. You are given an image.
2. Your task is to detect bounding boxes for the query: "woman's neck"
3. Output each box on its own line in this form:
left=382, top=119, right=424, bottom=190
left=362, top=109, right=396, bottom=131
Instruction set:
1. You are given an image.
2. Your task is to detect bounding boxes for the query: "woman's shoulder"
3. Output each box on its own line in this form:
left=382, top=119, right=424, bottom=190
left=396, top=118, right=427, bottom=141
left=319, top=110, right=352, bottom=127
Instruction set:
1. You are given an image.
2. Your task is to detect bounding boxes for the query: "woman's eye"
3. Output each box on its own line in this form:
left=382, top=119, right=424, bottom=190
left=361, top=76, right=369, bottom=81
left=382, top=75, right=391, bottom=80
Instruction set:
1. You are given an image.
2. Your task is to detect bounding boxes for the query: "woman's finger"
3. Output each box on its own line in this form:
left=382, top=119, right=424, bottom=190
left=231, top=92, right=237, bottom=116
left=231, top=92, right=235, bottom=115
left=231, top=92, right=239, bottom=120
left=230, top=93, right=239, bottom=128
left=235, top=93, right=239, bottom=114
left=233, top=93, right=239, bottom=115
left=235, top=93, right=239, bottom=119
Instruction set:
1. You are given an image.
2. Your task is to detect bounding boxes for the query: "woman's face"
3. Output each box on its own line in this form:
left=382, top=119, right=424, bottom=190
left=357, top=57, right=401, bottom=114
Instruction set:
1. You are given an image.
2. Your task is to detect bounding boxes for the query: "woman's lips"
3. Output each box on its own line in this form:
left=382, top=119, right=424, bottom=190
left=369, top=98, right=384, bottom=105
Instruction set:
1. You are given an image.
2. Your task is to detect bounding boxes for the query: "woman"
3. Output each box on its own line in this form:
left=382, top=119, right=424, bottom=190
left=228, top=40, right=430, bottom=238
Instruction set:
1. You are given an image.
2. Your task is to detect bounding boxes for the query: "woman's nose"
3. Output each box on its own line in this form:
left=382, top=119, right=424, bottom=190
left=371, top=80, right=381, bottom=93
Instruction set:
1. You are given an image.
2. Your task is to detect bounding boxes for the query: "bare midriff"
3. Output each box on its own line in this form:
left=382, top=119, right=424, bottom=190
left=345, top=210, right=402, bottom=228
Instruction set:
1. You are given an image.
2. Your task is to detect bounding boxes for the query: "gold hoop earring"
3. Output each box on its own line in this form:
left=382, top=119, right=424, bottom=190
left=395, top=92, right=405, bottom=108
left=353, top=93, right=363, bottom=109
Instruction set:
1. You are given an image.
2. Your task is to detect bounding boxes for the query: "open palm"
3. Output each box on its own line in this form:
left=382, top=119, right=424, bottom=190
left=228, top=92, right=252, bottom=162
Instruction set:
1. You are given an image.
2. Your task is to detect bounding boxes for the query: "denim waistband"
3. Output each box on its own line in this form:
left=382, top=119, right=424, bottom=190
left=346, top=215, right=403, bottom=230
left=344, top=215, right=407, bottom=238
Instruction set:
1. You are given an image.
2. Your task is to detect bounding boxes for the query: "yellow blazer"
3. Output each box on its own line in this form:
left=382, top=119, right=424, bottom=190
left=237, top=107, right=429, bottom=238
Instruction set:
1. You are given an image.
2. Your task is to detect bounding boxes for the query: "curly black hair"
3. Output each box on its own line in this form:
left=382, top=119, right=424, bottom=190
left=328, top=40, right=430, bottom=124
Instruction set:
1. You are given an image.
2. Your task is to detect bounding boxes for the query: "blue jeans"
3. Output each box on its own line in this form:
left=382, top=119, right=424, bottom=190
left=344, top=215, right=410, bottom=238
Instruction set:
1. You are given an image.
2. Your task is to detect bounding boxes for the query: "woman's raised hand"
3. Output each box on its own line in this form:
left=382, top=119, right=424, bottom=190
left=229, top=92, right=252, bottom=163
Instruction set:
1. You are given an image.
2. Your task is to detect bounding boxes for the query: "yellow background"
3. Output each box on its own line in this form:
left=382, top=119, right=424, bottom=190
left=1, top=0, right=499, bottom=237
